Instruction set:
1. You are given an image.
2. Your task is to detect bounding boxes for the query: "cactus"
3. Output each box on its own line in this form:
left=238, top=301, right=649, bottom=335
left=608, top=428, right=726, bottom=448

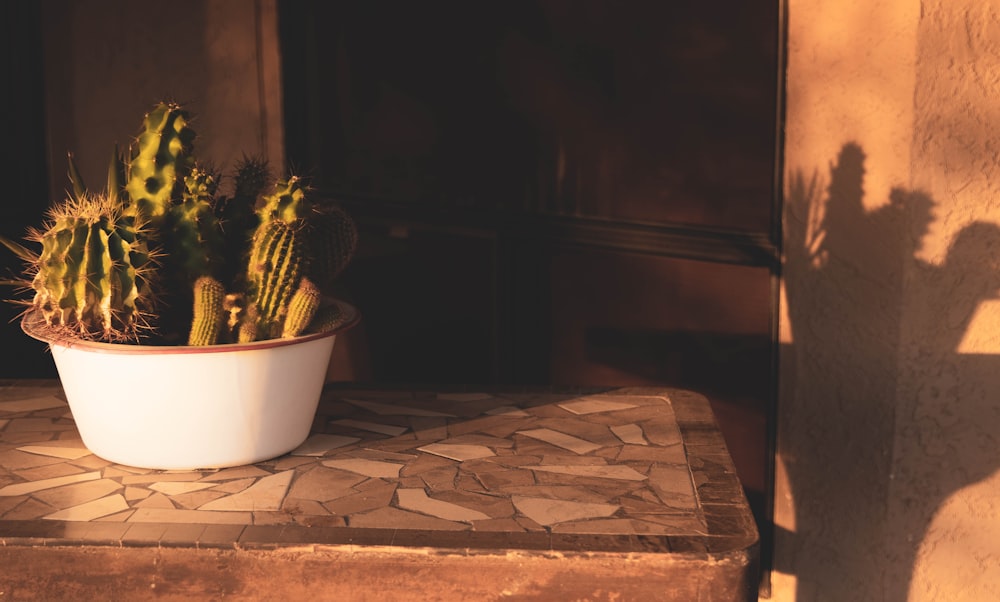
left=282, top=277, right=321, bottom=338
left=23, top=194, right=149, bottom=340
left=306, top=205, right=357, bottom=294
left=306, top=303, right=349, bottom=334
left=245, top=219, right=306, bottom=340
left=125, top=103, right=196, bottom=220
left=216, top=155, right=270, bottom=288
left=188, top=276, right=225, bottom=346
left=3, top=102, right=357, bottom=346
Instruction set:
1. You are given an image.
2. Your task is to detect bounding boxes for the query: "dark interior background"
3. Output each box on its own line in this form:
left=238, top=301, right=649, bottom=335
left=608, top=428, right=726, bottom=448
left=278, top=0, right=780, bottom=587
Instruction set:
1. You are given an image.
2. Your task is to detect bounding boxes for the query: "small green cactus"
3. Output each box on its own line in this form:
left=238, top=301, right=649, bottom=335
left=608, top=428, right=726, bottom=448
left=188, top=276, right=225, bottom=346
left=282, top=277, right=321, bottom=338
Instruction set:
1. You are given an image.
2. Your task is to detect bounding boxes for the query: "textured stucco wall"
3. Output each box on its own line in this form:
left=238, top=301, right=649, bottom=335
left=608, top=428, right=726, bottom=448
left=40, top=0, right=284, bottom=199
left=778, top=0, right=1000, bottom=600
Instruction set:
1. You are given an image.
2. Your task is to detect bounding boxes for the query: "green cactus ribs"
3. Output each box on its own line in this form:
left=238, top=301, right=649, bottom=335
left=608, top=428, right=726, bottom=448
left=125, top=102, right=196, bottom=220
left=28, top=194, right=148, bottom=340
left=244, top=219, right=306, bottom=341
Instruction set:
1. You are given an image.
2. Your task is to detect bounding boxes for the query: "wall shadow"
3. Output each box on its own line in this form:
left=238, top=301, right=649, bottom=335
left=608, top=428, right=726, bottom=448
left=779, top=142, right=1000, bottom=600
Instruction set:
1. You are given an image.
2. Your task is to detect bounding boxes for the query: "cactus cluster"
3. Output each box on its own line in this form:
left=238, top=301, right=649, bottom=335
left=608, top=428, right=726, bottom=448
left=1, top=102, right=357, bottom=345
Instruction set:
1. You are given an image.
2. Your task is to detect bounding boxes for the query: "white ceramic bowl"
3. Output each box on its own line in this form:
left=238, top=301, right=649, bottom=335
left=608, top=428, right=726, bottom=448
left=22, top=301, right=359, bottom=470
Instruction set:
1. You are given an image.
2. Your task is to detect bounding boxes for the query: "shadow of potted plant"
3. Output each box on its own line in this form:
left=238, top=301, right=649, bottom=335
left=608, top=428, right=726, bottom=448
left=1, top=102, right=359, bottom=470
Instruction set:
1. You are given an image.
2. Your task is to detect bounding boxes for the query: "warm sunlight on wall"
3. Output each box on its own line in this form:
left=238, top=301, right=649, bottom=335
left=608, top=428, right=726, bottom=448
left=783, top=0, right=918, bottom=214
left=956, top=300, right=1000, bottom=354
left=780, top=1, right=1000, bottom=601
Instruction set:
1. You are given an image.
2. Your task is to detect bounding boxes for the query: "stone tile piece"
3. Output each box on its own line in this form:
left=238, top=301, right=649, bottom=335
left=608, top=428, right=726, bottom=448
left=171, top=491, right=227, bottom=510
left=120, top=472, right=204, bottom=485
left=647, top=465, right=697, bottom=510
left=502, top=485, right=612, bottom=505
left=4, top=418, right=76, bottom=432
left=345, top=399, right=456, bottom=418
left=321, top=458, right=403, bottom=478
left=197, top=466, right=270, bottom=482
left=0, top=450, right=66, bottom=471
left=418, top=443, right=495, bottom=462
left=128, top=507, right=252, bottom=525
left=439, top=434, right=514, bottom=449
left=150, top=482, right=216, bottom=496
left=331, top=419, right=408, bottom=436
left=473, top=468, right=536, bottom=490
left=67, top=455, right=111, bottom=470
left=290, top=434, right=360, bottom=456
left=210, top=478, right=256, bottom=494
left=135, top=493, right=176, bottom=509
left=287, top=467, right=366, bottom=502
left=124, top=486, right=152, bottom=501
left=95, top=509, right=135, bottom=522
left=355, top=448, right=418, bottom=462
left=14, top=443, right=89, bottom=460
left=0, top=396, right=67, bottom=413
left=349, top=506, right=469, bottom=531
left=33, top=478, right=121, bottom=508
left=516, top=429, right=601, bottom=455
left=323, top=481, right=397, bottom=516
left=2, top=498, right=57, bottom=520
left=0, top=471, right=100, bottom=497
left=641, top=420, right=683, bottom=447
left=528, top=465, right=648, bottom=481
left=512, top=496, right=620, bottom=526
left=397, top=488, right=490, bottom=522
left=558, top=398, right=638, bottom=415
left=610, top=424, right=648, bottom=446
left=484, top=406, right=529, bottom=417
left=14, top=463, right=85, bottom=481
left=199, top=470, right=294, bottom=512
left=44, top=494, right=129, bottom=521
left=282, top=497, right=329, bottom=516
left=267, top=456, right=315, bottom=471
left=617, top=444, right=686, bottom=464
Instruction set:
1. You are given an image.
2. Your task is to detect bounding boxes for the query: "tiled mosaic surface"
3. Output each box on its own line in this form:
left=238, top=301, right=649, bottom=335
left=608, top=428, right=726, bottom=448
left=0, top=381, right=756, bottom=555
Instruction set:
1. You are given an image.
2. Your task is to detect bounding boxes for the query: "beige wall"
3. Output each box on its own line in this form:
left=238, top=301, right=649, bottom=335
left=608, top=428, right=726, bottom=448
left=778, top=0, right=1000, bottom=600
left=40, top=0, right=284, bottom=199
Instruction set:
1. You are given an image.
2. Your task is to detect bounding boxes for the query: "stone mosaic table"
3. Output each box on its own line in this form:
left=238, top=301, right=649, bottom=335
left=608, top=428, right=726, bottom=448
left=0, top=380, right=758, bottom=600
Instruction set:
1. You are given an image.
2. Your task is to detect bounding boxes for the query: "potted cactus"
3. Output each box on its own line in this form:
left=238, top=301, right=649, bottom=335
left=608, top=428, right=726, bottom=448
left=0, top=102, right=359, bottom=470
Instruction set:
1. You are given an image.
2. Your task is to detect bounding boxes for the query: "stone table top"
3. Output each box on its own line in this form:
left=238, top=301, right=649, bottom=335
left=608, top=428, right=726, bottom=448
left=0, top=380, right=757, bottom=558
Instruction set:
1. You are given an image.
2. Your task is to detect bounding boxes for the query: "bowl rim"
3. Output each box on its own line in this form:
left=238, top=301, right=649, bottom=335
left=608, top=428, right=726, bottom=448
left=20, top=298, right=360, bottom=355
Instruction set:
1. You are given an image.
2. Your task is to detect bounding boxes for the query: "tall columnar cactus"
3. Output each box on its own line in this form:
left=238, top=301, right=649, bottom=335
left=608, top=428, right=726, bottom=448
left=188, top=276, right=225, bottom=346
left=125, top=103, right=196, bottom=220
left=243, top=219, right=307, bottom=341
left=119, top=103, right=226, bottom=340
left=241, top=177, right=317, bottom=341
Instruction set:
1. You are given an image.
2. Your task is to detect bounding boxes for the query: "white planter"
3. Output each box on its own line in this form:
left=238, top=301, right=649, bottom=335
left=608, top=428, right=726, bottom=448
left=22, top=301, right=359, bottom=470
